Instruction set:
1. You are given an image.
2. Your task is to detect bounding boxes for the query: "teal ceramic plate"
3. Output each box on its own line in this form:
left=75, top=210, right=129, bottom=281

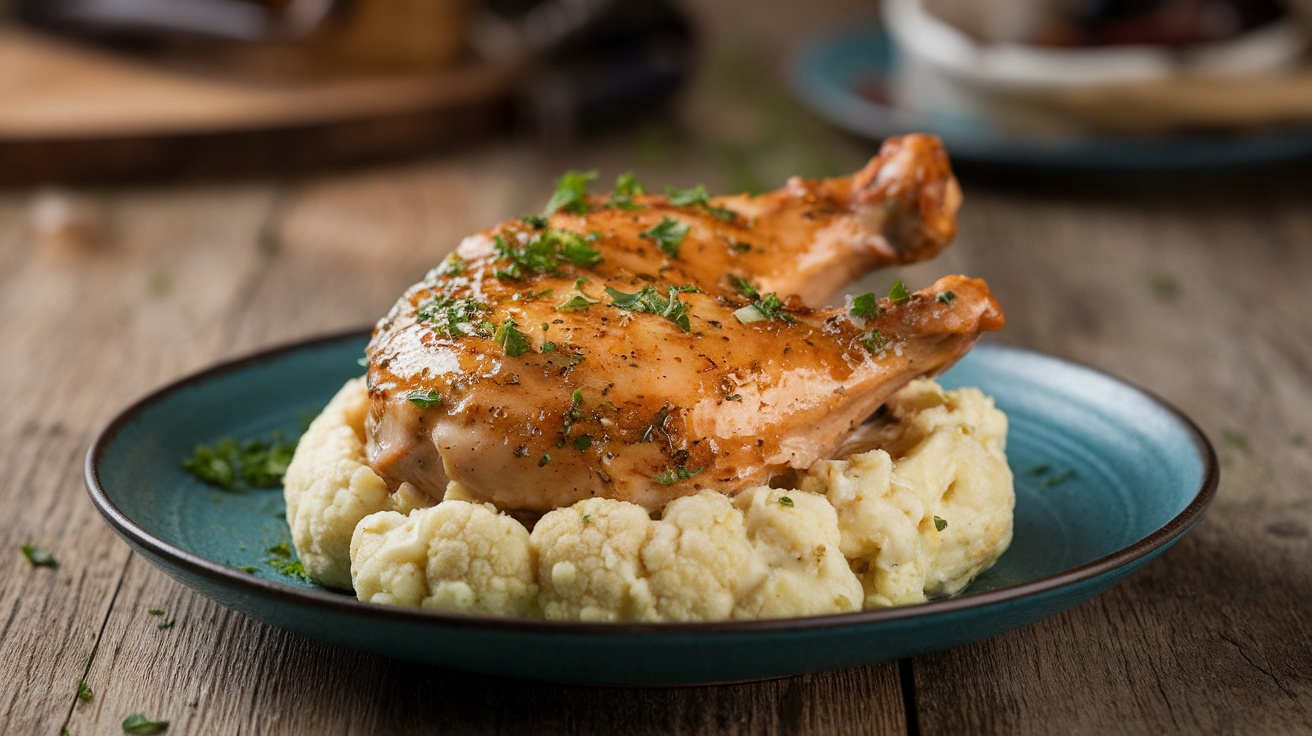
left=789, top=22, right=1312, bottom=171
left=86, top=330, right=1216, bottom=685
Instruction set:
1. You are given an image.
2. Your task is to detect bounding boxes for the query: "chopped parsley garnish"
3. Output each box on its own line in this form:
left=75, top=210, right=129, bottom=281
left=147, top=608, right=175, bottom=629
left=933, top=516, right=947, bottom=531
left=640, top=217, right=690, bottom=258
left=512, top=289, right=553, bottom=302
left=607, top=172, right=646, bottom=210
left=778, top=496, right=794, bottom=507
left=642, top=406, right=671, bottom=443
left=582, top=513, right=592, bottom=523
left=121, top=713, right=169, bottom=734
left=731, top=277, right=793, bottom=323
left=520, top=214, right=548, bottom=229
left=539, top=454, right=551, bottom=467
left=573, top=435, right=593, bottom=451
left=494, top=230, right=602, bottom=279
left=557, top=231, right=604, bottom=267
left=606, top=284, right=696, bottom=331
left=729, top=276, right=787, bottom=322
left=850, top=292, right=882, bottom=318
left=264, top=553, right=310, bottom=581
left=557, top=389, right=586, bottom=445
left=21, top=544, right=57, bottom=567
left=666, top=183, right=710, bottom=207
left=1220, top=428, right=1250, bottom=453
left=431, top=254, right=467, bottom=278
left=558, top=278, right=600, bottom=312
left=182, top=433, right=298, bottom=490
left=888, top=280, right=911, bottom=306
left=542, top=341, right=557, bottom=352
left=1149, top=274, right=1180, bottom=301
left=558, top=294, right=598, bottom=311
left=859, top=329, right=890, bottom=353
left=725, top=394, right=741, bottom=401
left=1029, top=464, right=1076, bottom=489
left=937, top=291, right=957, bottom=304
left=734, top=291, right=793, bottom=324
left=416, top=295, right=489, bottom=338
left=1040, top=468, right=1077, bottom=490
left=732, top=276, right=759, bottom=300
left=77, top=681, right=93, bottom=702
left=544, top=170, right=597, bottom=216
left=493, top=234, right=555, bottom=279
left=405, top=389, right=442, bottom=409
left=494, top=319, right=532, bottom=357
left=665, top=184, right=736, bottom=221
left=654, top=465, right=704, bottom=485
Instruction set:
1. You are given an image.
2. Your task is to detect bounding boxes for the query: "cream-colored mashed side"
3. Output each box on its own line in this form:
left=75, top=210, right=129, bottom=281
left=282, top=377, right=429, bottom=590
left=284, top=377, right=1013, bottom=619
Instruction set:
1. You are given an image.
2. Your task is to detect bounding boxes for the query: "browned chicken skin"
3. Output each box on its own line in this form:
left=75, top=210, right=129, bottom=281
left=364, top=134, right=1002, bottom=514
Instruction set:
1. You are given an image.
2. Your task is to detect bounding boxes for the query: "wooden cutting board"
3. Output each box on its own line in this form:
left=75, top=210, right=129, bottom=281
left=0, top=26, right=520, bottom=183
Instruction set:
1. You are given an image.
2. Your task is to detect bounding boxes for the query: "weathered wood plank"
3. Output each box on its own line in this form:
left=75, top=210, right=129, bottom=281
left=0, top=182, right=277, bottom=735
left=6, top=2, right=1310, bottom=727
left=910, top=184, right=1312, bottom=735
left=76, top=556, right=907, bottom=736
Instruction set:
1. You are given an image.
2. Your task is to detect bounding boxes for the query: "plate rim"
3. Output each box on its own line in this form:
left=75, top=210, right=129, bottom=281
left=85, top=328, right=1218, bottom=637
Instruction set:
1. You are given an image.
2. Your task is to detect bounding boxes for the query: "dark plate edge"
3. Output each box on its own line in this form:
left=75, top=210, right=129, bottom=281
left=84, top=330, right=1219, bottom=637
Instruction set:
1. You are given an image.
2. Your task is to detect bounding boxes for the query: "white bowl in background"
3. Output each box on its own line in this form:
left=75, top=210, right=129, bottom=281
left=881, top=0, right=1309, bottom=136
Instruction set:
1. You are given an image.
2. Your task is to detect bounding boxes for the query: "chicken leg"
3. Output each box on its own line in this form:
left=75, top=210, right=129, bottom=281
left=364, top=135, right=1001, bottom=514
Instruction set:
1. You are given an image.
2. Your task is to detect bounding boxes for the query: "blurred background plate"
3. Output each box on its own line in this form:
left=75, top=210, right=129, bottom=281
left=788, top=22, right=1312, bottom=171
left=85, top=331, right=1217, bottom=686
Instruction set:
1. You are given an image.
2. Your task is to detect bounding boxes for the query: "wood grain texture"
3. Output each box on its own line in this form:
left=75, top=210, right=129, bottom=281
left=909, top=182, right=1312, bottom=736
left=3, top=0, right=1312, bottom=732
left=0, top=26, right=515, bottom=184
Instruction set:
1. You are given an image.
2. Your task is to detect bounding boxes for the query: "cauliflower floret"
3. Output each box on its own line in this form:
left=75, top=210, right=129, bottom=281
left=283, top=378, right=431, bottom=590
left=801, top=379, right=1014, bottom=607
left=529, top=498, right=656, bottom=621
left=350, top=500, right=537, bottom=615
left=530, top=489, right=861, bottom=621
left=643, top=491, right=762, bottom=620
left=730, top=487, right=864, bottom=618
left=288, top=376, right=1012, bottom=620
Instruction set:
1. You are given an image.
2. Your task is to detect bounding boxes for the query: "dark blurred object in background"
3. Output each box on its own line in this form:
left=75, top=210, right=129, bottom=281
left=474, top=0, right=694, bottom=141
left=1039, top=0, right=1286, bottom=47
left=2, top=0, right=695, bottom=183
left=16, top=0, right=338, bottom=44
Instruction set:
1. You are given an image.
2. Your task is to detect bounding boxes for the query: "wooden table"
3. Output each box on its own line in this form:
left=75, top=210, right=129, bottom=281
left=3, top=5, right=1311, bottom=734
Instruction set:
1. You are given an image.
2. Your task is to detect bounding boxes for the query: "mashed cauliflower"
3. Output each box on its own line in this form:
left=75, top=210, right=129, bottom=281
left=284, top=377, right=1013, bottom=620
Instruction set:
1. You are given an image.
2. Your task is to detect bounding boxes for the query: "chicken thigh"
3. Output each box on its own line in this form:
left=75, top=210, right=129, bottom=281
left=364, top=134, right=1002, bottom=514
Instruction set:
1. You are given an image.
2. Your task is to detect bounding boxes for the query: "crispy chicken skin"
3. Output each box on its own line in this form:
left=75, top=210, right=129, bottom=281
left=364, top=135, right=1001, bottom=514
